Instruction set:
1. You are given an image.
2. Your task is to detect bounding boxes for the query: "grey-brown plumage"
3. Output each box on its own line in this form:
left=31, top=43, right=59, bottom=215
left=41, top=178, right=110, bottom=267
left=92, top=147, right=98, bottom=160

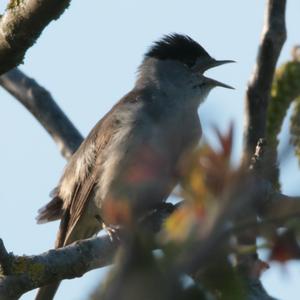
left=35, top=33, right=233, bottom=300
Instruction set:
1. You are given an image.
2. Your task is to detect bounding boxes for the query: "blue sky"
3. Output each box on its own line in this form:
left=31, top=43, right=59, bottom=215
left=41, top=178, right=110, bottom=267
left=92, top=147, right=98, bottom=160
left=1, top=1, right=300, bottom=299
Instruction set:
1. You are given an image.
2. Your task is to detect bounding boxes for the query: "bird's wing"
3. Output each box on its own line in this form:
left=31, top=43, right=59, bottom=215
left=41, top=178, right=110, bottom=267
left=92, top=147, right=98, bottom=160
left=55, top=171, right=98, bottom=247
left=53, top=90, right=142, bottom=247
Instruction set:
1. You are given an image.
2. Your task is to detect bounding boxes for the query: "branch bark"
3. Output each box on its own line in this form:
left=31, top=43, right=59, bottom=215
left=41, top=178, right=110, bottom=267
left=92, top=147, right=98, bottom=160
left=244, top=0, right=287, bottom=155
left=240, top=0, right=287, bottom=272
left=0, top=235, right=117, bottom=300
left=0, top=68, right=83, bottom=159
left=0, top=0, right=72, bottom=75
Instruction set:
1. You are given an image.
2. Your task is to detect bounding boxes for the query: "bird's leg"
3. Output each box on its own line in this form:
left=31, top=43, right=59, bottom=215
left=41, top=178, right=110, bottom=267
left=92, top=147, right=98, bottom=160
left=94, top=214, right=121, bottom=243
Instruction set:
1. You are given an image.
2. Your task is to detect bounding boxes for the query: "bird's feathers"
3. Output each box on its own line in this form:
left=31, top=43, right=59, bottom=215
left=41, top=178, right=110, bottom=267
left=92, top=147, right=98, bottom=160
left=37, top=90, right=144, bottom=246
left=37, top=85, right=203, bottom=247
left=36, top=196, right=63, bottom=224
left=146, top=33, right=211, bottom=67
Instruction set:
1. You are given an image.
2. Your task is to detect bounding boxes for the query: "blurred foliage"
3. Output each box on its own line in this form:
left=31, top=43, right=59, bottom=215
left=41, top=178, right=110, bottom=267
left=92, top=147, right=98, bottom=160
left=270, top=229, right=300, bottom=263
left=89, top=232, right=208, bottom=300
left=86, top=123, right=300, bottom=300
left=266, top=46, right=300, bottom=189
left=162, top=125, right=235, bottom=244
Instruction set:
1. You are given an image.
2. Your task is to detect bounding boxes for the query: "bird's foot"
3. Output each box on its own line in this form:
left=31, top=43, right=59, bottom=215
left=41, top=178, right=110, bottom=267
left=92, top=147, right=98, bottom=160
left=103, top=224, right=122, bottom=243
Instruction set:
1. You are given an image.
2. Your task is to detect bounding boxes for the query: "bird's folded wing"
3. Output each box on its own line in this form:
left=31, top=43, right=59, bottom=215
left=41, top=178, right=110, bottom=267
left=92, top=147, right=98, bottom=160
left=56, top=172, right=98, bottom=247
left=54, top=93, right=142, bottom=247
left=55, top=119, right=115, bottom=247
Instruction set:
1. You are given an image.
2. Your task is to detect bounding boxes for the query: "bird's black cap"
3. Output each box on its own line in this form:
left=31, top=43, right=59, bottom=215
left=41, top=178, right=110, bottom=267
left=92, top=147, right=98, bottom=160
left=145, top=33, right=212, bottom=67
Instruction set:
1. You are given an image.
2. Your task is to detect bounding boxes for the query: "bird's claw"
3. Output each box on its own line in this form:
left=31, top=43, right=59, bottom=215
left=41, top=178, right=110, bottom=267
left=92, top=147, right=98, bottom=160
left=104, top=224, right=122, bottom=243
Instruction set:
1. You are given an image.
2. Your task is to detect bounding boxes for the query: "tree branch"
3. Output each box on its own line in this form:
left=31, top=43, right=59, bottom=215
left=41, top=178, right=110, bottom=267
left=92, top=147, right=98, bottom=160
left=0, top=235, right=117, bottom=300
left=239, top=0, right=286, bottom=274
left=0, top=204, right=175, bottom=300
left=0, top=68, right=83, bottom=159
left=0, top=0, right=72, bottom=75
left=244, top=0, right=287, bottom=155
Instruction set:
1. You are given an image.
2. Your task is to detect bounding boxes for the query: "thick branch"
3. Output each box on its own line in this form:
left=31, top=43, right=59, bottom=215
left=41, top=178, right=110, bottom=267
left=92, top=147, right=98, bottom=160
left=0, top=68, right=83, bottom=159
left=240, top=0, right=286, bottom=271
left=0, top=204, right=174, bottom=299
left=0, top=0, right=71, bottom=75
left=0, top=236, right=117, bottom=300
left=244, top=0, right=286, bottom=155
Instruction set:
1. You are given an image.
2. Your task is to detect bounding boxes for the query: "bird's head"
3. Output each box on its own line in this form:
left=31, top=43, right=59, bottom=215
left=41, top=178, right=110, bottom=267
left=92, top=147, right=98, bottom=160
left=137, top=33, right=234, bottom=107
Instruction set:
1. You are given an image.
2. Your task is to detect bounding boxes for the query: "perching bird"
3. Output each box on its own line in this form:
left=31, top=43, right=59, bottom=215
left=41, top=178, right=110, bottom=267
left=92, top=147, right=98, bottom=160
left=35, top=33, right=234, bottom=300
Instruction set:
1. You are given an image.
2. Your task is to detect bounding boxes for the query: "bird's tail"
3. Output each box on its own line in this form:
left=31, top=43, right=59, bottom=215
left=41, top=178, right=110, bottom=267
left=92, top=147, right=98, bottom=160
left=35, top=281, right=61, bottom=300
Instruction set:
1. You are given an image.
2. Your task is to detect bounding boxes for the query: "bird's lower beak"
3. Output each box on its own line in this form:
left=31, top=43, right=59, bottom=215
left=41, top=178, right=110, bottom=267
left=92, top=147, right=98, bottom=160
left=204, top=76, right=234, bottom=89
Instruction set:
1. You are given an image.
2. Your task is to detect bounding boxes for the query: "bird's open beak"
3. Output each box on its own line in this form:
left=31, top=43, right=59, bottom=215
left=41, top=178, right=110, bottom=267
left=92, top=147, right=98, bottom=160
left=193, top=58, right=235, bottom=89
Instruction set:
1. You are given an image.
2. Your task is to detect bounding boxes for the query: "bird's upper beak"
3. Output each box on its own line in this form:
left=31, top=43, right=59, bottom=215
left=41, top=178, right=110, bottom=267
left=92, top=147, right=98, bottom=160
left=192, top=58, right=235, bottom=89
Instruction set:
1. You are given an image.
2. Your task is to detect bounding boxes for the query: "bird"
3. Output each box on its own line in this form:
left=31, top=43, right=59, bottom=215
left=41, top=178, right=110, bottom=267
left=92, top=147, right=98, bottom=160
left=35, top=33, right=234, bottom=300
